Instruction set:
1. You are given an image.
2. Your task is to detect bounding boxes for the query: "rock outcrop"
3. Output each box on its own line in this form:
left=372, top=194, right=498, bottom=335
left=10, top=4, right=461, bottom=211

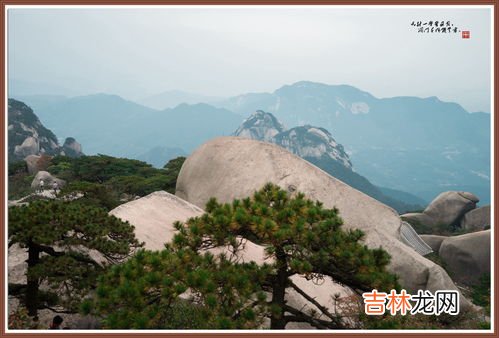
left=438, top=230, right=491, bottom=286
left=460, top=205, right=491, bottom=231
left=419, top=235, right=447, bottom=253
left=8, top=99, right=59, bottom=162
left=233, top=111, right=422, bottom=213
left=176, top=136, right=472, bottom=310
left=31, top=171, right=65, bottom=190
left=233, top=110, right=286, bottom=142
left=109, top=191, right=204, bottom=251
left=8, top=98, right=84, bottom=163
left=424, top=191, right=479, bottom=226
left=61, top=137, right=83, bottom=158
left=402, top=191, right=482, bottom=233
left=401, top=213, right=435, bottom=229
left=234, top=110, right=351, bottom=169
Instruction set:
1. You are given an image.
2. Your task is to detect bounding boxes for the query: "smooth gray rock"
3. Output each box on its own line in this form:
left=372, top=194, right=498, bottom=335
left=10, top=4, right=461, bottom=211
left=401, top=212, right=435, bottom=228
left=61, top=137, right=84, bottom=158
left=110, top=191, right=204, bottom=251
left=233, top=110, right=286, bottom=142
left=424, top=191, right=479, bottom=227
left=14, top=136, right=39, bottom=158
left=30, top=171, right=65, bottom=190
left=439, top=230, right=490, bottom=286
left=420, top=234, right=448, bottom=253
left=176, top=136, right=472, bottom=311
left=460, top=205, right=491, bottom=231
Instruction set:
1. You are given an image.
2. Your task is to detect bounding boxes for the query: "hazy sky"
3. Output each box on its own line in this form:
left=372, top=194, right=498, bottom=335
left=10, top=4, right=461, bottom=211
left=8, top=6, right=492, bottom=112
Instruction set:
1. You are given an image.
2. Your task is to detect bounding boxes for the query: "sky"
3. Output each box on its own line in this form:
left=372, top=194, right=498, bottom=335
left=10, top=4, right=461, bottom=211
left=7, top=6, right=493, bottom=113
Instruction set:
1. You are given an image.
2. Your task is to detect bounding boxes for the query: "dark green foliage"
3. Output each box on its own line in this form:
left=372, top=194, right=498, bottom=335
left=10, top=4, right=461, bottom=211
left=46, top=155, right=186, bottom=210
left=471, top=273, right=490, bottom=315
left=8, top=172, right=34, bottom=200
left=92, top=183, right=398, bottom=329
left=8, top=307, right=39, bottom=329
left=8, top=161, right=28, bottom=176
left=8, top=154, right=185, bottom=210
left=60, top=181, right=120, bottom=210
left=8, top=200, right=143, bottom=317
left=92, top=249, right=268, bottom=329
left=49, top=154, right=158, bottom=183
left=403, top=216, right=480, bottom=236
left=179, top=183, right=399, bottom=293
left=163, top=156, right=186, bottom=171
left=401, top=217, right=455, bottom=236
left=424, top=253, right=449, bottom=274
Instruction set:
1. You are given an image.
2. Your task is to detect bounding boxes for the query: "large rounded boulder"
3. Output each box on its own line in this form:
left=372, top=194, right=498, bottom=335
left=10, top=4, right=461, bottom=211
left=460, top=205, right=491, bottom=231
left=30, top=170, right=65, bottom=190
left=176, top=137, right=472, bottom=310
left=438, top=230, right=491, bottom=286
left=420, top=234, right=448, bottom=253
left=110, top=191, right=204, bottom=251
left=424, top=191, right=479, bottom=227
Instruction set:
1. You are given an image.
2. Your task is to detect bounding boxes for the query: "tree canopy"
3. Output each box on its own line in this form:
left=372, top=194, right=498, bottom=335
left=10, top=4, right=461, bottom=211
left=91, top=183, right=398, bottom=329
left=8, top=154, right=186, bottom=206
left=9, top=200, right=143, bottom=317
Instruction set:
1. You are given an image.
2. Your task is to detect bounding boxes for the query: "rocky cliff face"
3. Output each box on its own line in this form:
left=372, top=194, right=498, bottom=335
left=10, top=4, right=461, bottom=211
left=274, top=126, right=352, bottom=169
left=8, top=98, right=83, bottom=161
left=8, top=99, right=59, bottom=161
left=61, top=137, right=83, bottom=158
left=234, top=110, right=351, bottom=169
left=233, top=111, right=419, bottom=213
left=218, top=81, right=491, bottom=205
left=233, top=110, right=286, bottom=142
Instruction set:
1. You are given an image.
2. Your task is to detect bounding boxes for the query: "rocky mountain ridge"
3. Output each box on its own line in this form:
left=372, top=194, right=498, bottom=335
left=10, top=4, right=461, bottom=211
left=218, top=81, right=491, bottom=204
left=8, top=98, right=83, bottom=162
left=17, top=95, right=242, bottom=164
left=233, top=111, right=424, bottom=212
left=234, top=110, right=352, bottom=169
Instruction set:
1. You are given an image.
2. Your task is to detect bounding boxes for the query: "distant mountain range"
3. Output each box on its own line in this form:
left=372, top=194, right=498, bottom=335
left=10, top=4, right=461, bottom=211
left=14, top=80, right=490, bottom=205
left=137, top=90, right=223, bottom=110
left=216, top=81, right=490, bottom=204
left=233, top=110, right=426, bottom=212
left=17, top=94, right=243, bottom=163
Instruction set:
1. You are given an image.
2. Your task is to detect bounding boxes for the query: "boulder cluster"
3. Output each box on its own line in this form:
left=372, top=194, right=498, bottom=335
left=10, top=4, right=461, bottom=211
left=9, top=136, right=489, bottom=328
left=402, top=191, right=490, bottom=232
left=421, top=231, right=490, bottom=286
left=172, top=137, right=472, bottom=311
left=402, top=192, right=491, bottom=286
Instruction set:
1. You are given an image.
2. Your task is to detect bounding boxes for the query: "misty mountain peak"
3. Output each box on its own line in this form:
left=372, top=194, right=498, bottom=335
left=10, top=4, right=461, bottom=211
left=233, top=110, right=286, bottom=142
left=275, top=125, right=352, bottom=169
left=234, top=110, right=352, bottom=169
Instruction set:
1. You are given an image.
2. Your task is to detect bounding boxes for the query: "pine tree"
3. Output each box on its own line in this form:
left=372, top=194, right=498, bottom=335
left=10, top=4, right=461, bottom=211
left=8, top=200, right=143, bottom=317
left=92, top=183, right=398, bottom=329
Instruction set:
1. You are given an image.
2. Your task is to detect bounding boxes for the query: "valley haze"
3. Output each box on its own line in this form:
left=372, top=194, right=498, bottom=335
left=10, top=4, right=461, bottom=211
left=7, top=6, right=492, bottom=215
